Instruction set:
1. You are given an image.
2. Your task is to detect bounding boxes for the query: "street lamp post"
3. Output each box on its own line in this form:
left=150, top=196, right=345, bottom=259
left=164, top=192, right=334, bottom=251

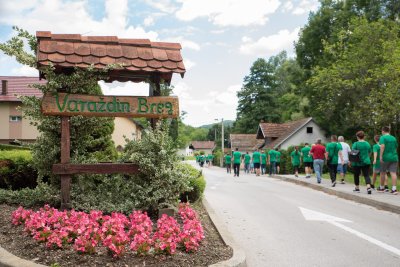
left=221, top=118, right=224, bottom=167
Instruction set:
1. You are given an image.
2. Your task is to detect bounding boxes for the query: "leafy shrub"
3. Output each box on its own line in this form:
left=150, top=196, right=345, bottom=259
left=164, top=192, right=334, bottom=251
left=179, top=163, right=206, bottom=203
left=0, top=150, right=37, bottom=189
left=0, top=144, right=31, bottom=151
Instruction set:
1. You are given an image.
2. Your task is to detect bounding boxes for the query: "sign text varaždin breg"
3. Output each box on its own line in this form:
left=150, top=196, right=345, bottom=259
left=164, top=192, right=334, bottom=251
left=41, top=93, right=179, bottom=118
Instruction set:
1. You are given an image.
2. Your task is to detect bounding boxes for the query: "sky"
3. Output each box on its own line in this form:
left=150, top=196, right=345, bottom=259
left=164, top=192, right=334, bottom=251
left=0, top=0, right=319, bottom=127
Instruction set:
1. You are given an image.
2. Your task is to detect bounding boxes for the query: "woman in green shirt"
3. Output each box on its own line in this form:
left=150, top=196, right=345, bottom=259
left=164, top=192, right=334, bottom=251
left=291, top=146, right=301, bottom=178
left=351, top=131, right=372, bottom=194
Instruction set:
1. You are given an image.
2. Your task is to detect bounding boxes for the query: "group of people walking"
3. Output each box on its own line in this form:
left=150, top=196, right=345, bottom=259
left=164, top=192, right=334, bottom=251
left=223, top=126, right=398, bottom=195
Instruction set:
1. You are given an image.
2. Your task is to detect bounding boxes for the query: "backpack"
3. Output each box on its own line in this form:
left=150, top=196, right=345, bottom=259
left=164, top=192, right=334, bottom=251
left=349, top=149, right=360, bottom=162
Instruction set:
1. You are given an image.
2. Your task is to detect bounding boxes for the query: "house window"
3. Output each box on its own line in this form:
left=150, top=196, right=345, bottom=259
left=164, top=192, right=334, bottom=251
left=306, top=127, right=313, bottom=134
left=9, top=116, right=22, bottom=122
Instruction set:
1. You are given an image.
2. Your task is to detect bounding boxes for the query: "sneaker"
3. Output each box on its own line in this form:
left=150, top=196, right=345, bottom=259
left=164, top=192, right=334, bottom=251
left=353, top=188, right=360, bottom=193
left=371, top=184, right=375, bottom=189
left=391, top=190, right=398, bottom=195
left=377, top=187, right=385, bottom=193
left=317, top=180, right=321, bottom=184
left=341, top=180, right=345, bottom=184
left=367, top=188, right=372, bottom=195
left=332, top=181, right=336, bottom=187
left=295, top=174, right=298, bottom=178
left=384, top=188, right=389, bottom=193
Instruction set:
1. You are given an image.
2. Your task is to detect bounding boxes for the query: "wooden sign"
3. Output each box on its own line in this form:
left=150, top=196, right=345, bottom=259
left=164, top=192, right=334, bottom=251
left=41, top=92, right=179, bottom=118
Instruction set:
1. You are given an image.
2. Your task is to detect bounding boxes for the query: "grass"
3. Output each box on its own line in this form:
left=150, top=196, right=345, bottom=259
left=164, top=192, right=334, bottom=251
left=321, top=172, right=400, bottom=190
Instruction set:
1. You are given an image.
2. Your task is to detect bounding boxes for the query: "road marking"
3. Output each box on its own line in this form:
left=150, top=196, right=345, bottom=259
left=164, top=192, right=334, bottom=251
left=300, top=207, right=400, bottom=257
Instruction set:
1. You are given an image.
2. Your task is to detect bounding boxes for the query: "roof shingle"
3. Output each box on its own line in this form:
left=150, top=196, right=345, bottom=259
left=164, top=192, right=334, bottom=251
left=0, top=76, right=44, bottom=102
left=190, top=141, right=216, bottom=150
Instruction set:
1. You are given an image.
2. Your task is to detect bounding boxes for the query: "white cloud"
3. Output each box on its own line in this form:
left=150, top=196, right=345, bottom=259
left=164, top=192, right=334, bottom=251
left=143, top=0, right=178, bottom=13
left=282, top=1, right=294, bottom=12
left=99, top=81, right=149, bottom=96
left=165, top=36, right=201, bottom=51
left=239, top=28, right=300, bottom=56
left=288, top=0, right=319, bottom=15
left=183, top=58, right=196, bottom=70
left=175, top=0, right=281, bottom=27
left=143, top=16, right=155, bottom=26
left=11, top=65, right=39, bottom=76
left=0, top=0, right=158, bottom=40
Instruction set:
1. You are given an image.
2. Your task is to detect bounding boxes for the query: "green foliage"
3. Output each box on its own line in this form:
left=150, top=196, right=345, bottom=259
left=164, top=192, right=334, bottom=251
left=0, top=150, right=36, bottom=190
left=0, top=144, right=31, bottom=151
left=0, top=150, right=32, bottom=161
left=0, top=182, right=59, bottom=207
left=179, top=163, right=206, bottom=203
left=212, top=149, right=223, bottom=167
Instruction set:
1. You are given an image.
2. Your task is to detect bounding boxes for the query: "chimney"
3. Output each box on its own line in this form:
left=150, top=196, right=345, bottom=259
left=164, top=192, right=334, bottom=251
left=2, top=80, right=8, bottom=95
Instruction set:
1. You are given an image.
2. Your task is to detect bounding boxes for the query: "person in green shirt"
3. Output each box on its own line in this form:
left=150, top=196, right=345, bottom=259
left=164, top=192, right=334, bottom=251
left=252, top=149, right=261, bottom=176
left=199, top=154, right=205, bottom=168
left=232, top=148, right=242, bottom=177
left=301, top=143, right=313, bottom=178
left=225, top=153, right=232, bottom=174
left=207, top=154, right=214, bottom=167
left=244, top=152, right=251, bottom=174
left=275, top=148, right=282, bottom=174
left=268, top=149, right=277, bottom=176
left=325, top=135, right=342, bottom=187
left=291, top=146, right=301, bottom=177
left=261, top=151, right=267, bottom=175
left=378, top=126, right=398, bottom=194
left=371, top=135, right=388, bottom=190
left=351, top=131, right=372, bottom=194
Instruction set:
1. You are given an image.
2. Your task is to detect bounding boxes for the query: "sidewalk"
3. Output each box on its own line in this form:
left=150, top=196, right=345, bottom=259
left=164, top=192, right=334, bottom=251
left=271, top=173, right=400, bottom=214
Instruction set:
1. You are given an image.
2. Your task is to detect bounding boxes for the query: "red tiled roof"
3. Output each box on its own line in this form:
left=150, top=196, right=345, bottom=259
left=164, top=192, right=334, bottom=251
left=230, top=134, right=263, bottom=152
left=258, top=117, right=313, bottom=149
left=0, top=76, right=44, bottom=102
left=36, top=31, right=185, bottom=83
left=190, top=141, right=216, bottom=150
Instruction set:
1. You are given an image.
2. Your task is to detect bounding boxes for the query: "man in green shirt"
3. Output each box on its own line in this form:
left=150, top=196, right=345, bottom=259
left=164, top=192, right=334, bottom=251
left=291, top=147, right=301, bottom=177
left=233, top=148, right=242, bottom=177
left=261, top=151, right=267, bottom=175
left=225, top=153, right=232, bottom=174
left=275, top=148, right=282, bottom=174
left=378, top=126, right=398, bottom=194
left=325, top=135, right=342, bottom=187
left=268, top=149, right=277, bottom=176
left=301, top=143, right=313, bottom=178
left=252, top=149, right=261, bottom=176
left=244, top=152, right=251, bottom=174
left=199, top=154, right=205, bottom=168
left=207, top=154, right=214, bottom=167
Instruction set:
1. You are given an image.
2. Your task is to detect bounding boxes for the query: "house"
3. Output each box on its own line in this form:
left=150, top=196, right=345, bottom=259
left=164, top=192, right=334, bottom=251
left=256, top=117, right=328, bottom=149
left=0, top=76, right=142, bottom=147
left=189, top=141, right=216, bottom=155
left=229, top=134, right=264, bottom=155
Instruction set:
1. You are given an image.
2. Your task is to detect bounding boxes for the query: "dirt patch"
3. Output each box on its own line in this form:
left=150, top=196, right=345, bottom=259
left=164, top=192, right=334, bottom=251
left=0, top=202, right=232, bottom=267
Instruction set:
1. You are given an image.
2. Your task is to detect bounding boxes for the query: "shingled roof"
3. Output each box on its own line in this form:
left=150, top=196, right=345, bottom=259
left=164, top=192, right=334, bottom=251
left=36, top=31, right=185, bottom=84
left=189, top=141, right=216, bottom=150
left=257, top=117, right=313, bottom=149
left=230, top=134, right=264, bottom=152
left=0, top=76, right=44, bottom=102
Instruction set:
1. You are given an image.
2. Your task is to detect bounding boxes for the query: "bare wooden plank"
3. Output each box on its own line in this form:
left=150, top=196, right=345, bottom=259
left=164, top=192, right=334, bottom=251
left=41, top=93, right=179, bottom=118
left=53, top=163, right=140, bottom=175
left=60, top=116, right=71, bottom=210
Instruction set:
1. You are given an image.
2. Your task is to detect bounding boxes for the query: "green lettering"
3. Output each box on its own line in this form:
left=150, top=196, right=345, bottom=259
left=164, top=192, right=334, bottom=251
left=157, top=103, right=164, bottom=114
left=88, top=101, right=97, bottom=112
left=138, top=98, right=148, bottom=113
left=78, top=101, right=87, bottom=111
left=98, top=98, right=106, bottom=112
left=120, top=102, right=130, bottom=112
left=150, top=103, right=157, bottom=113
left=55, top=93, right=69, bottom=112
left=165, top=102, right=173, bottom=115
left=106, top=101, right=115, bottom=112
left=67, top=100, right=78, bottom=112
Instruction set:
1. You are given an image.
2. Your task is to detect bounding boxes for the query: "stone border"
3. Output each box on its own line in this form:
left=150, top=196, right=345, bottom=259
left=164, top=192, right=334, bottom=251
left=0, top=246, right=47, bottom=267
left=273, top=175, right=400, bottom=215
left=202, top=198, right=247, bottom=267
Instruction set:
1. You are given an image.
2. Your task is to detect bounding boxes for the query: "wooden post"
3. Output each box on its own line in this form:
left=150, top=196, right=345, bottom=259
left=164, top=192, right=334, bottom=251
left=149, top=80, right=161, bottom=129
left=60, top=116, right=71, bottom=210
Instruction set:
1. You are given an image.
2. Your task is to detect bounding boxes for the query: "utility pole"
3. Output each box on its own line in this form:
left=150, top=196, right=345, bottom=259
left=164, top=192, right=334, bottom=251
left=221, top=118, right=224, bottom=167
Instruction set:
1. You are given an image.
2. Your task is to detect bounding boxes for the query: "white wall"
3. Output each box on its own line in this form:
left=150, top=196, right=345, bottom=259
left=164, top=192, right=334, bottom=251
left=280, top=120, right=328, bottom=149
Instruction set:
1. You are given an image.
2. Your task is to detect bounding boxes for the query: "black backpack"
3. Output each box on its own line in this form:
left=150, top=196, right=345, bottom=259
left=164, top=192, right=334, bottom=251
left=349, top=149, right=360, bottom=162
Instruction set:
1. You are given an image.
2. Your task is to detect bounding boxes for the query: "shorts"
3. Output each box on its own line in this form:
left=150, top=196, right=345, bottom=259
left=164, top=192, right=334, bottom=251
left=293, top=165, right=299, bottom=172
left=373, top=167, right=380, bottom=173
left=254, top=163, right=260, bottom=169
left=206, top=160, right=209, bottom=163
left=276, top=162, right=280, bottom=167
left=380, top=162, right=398, bottom=173
left=304, top=162, right=313, bottom=168
left=337, top=164, right=348, bottom=174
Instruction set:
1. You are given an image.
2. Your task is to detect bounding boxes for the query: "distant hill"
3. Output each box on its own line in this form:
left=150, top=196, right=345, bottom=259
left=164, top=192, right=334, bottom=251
left=199, top=120, right=234, bottom=129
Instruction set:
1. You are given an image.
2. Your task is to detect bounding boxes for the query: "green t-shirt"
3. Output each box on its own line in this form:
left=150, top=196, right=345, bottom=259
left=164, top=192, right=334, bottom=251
left=301, top=146, right=313, bottom=162
left=372, top=143, right=380, bottom=168
left=233, top=151, right=242, bottom=164
left=261, top=153, right=267, bottom=164
left=244, top=154, right=251, bottom=164
left=379, top=134, right=398, bottom=162
left=252, top=151, right=261, bottom=163
left=199, top=155, right=205, bottom=162
left=275, top=151, right=281, bottom=162
left=291, top=150, right=301, bottom=166
left=326, top=142, right=342, bottom=164
left=352, top=141, right=371, bottom=166
left=207, top=154, right=213, bottom=160
left=225, top=155, right=231, bottom=164
left=268, top=150, right=276, bottom=162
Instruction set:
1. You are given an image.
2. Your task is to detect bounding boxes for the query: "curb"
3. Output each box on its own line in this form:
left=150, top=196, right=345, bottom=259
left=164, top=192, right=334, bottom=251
left=273, top=175, right=400, bottom=215
left=0, top=246, right=47, bottom=267
left=202, top=198, right=247, bottom=267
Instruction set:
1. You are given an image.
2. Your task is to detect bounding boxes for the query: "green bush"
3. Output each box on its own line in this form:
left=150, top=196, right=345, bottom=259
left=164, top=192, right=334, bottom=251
left=0, top=150, right=37, bottom=190
left=0, top=144, right=31, bottom=151
left=213, top=149, right=222, bottom=167
left=179, top=163, right=206, bottom=202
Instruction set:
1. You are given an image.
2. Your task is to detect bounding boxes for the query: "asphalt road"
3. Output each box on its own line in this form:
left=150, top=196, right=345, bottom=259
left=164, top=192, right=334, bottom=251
left=200, top=164, right=400, bottom=267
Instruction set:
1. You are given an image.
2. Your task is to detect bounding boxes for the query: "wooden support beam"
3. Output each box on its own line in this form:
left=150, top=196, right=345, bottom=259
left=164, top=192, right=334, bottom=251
left=60, top=117, right=71, bottom=210
left=53, top=163, right=140, bottom=175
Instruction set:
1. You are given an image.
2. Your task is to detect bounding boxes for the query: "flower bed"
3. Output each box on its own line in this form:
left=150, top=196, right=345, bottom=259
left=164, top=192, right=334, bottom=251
left=11, top=203, right=204, bottom=258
